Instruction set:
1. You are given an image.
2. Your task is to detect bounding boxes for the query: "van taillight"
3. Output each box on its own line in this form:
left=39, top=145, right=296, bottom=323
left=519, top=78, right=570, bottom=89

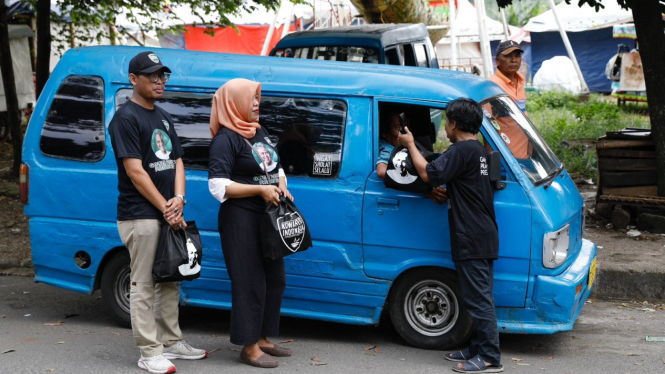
left=19, top=163, right=29, bottom=204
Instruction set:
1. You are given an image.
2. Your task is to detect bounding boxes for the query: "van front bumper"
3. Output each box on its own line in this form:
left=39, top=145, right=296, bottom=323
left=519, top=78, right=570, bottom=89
left=496, top=238, right=597, bottom=334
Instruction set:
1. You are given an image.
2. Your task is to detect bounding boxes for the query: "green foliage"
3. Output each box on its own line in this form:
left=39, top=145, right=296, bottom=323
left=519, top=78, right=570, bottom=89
left=526, top=92, right=650, bottom=180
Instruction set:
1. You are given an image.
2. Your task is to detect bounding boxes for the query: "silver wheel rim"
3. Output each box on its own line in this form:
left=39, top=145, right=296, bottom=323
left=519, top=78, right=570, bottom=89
left=114, top=265, right=131, bottom=314
left=403, top=279, right=459, bottom=336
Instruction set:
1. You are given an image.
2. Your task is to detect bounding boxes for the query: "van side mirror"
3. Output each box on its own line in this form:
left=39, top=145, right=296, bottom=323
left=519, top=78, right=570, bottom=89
left=489, top=151, right=506, bottom=190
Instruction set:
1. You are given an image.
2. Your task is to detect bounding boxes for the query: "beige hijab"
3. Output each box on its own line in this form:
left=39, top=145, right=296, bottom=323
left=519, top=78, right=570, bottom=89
left=210, top=78, right=262, bottom=138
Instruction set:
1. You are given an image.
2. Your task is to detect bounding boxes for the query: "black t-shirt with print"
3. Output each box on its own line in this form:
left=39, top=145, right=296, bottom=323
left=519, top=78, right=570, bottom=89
left=426, top=140, right=499, bottom=261
left=208, top=127, right=282, bottom=213
left=108, top=100, right=184, bottom=220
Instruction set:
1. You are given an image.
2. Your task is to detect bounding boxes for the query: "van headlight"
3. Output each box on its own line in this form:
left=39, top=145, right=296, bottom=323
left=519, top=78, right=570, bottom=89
left=543, top=224, right=570, bottom=268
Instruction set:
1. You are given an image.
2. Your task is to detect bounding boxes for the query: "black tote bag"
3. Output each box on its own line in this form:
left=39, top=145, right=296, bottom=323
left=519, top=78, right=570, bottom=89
left=153, top=221, right=203, bottom=283
left=261, top=196, right=313, bottom=260
left=383, top=141, right=439, bottom=194
left=243, top=138, right=313, bottom=260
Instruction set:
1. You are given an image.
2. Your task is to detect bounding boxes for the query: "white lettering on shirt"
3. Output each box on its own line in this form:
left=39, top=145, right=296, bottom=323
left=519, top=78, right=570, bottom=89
left=149, top=160, right=176, bottom=172
left=479, top=156, right=488, bottom=176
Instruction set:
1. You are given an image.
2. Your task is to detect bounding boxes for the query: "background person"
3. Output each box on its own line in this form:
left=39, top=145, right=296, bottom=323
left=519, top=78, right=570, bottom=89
left=489, top=40, right=527, bottom=114
left=208, top=78, right=293, bottom=369
left=108, top=51, right=207, bottom=374
left=398, top=98, right=502, bottom=374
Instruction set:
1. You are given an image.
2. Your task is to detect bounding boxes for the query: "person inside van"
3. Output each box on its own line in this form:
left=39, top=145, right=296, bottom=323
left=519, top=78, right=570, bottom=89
left=208, top=78, right=293, bottom=369
left=398, top=98, right=503, bottom=374
left=108, top=51, right=207, bottom=374
left=377, top=109, right=446, bottom=204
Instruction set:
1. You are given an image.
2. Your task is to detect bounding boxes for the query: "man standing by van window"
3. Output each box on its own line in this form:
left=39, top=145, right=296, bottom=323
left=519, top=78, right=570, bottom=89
left=108, top=51, right=207, bottom=374
left=489, top=40, right=527, bottom=114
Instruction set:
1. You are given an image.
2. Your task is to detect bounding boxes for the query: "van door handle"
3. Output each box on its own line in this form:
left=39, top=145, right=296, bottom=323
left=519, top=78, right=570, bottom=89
left=378, top=198, right=399, bottom=206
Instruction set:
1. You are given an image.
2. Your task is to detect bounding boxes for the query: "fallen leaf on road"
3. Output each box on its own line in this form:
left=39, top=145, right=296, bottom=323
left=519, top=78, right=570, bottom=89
left=280, top=339, right=294, bottom=343
left=624, top=353, right=638, bottom=356
left=54, top=341, right=65, bottom=345
left=635, top=362, right=644, bottom=366
left=511, top=358, right=524, bottom=361
left=210, top=334, right=217, bottom=337
left=374, top=347, right=381, bottom=353
left=22, top=291, right=29, bottom=294
left=24, top=314, right=31, bottom=317
left=311, top=356, right=327, bottom=366
left=45, top=369, right=55, bottom=372
left=572, top=336, right=578, bottom=339
left=209, top=348, right=220, bottom=353
left=0, top=315, right=5, bottom=318
left=399, top=358, right=406, bottom=361
left=541, top=356, right=554, bottom=360
left=43, top=321, right=64, bottom=326
left=2, top=349, right=15, bottom=354
left=364, top=345, right=377, bottom=351
left=517, top=363, right=531, bottom=366
left=312, top=356, right=320, bottom=361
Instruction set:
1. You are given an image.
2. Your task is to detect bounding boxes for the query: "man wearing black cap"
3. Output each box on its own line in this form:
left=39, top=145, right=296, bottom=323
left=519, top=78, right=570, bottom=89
left=108, top=51, right=207, bottom=374
left=490, top=40, right=527, bottom=114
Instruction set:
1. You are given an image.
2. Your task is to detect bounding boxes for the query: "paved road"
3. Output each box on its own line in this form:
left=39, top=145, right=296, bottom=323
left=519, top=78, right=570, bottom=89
left=1, top=276, right=664, bottom=374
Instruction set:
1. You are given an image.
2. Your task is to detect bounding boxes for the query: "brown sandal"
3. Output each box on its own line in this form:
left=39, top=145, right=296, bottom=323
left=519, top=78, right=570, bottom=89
left=239, top=351, right=279, bottom=368
left=260, top=344, right=292, bottom=357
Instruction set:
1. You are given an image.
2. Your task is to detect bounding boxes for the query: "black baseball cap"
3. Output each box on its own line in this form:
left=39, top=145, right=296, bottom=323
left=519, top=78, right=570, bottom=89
left=495, top=40, right=523, bottom=56
left=128, top=51, right=171, bottom=75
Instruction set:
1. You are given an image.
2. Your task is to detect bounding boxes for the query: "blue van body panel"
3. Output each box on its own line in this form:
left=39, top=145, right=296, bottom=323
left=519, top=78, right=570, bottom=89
left=24, top=46, right=594, bottom=335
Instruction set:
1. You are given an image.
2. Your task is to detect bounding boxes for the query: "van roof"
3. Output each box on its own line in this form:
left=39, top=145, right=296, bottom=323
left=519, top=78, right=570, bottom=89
left=54, top=46, right=504, bottom=104
left=272, top=24, right=429, bottom=50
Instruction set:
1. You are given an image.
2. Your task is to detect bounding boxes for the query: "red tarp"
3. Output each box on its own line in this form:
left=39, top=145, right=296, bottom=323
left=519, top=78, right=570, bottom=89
left=183, top=24, right=295, bottom=55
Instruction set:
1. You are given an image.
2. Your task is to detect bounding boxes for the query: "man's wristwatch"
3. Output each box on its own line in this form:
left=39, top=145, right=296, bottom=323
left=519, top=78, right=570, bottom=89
left=174, top=194, right=186, bottom=205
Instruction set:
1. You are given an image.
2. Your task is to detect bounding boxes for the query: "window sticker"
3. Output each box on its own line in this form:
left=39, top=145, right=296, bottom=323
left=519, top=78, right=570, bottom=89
left=313, top=152, right=334, bottom=176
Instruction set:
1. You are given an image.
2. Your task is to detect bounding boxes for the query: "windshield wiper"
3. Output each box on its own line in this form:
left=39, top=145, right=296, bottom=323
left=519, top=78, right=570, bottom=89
left=543, top=164, right=565, bottom=189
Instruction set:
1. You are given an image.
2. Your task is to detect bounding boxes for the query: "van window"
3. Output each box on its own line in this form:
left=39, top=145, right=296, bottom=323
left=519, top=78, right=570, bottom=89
left=378, top=102, right=440, bottom=153
left=385, top=47, right=401, bottom=66
left=260, top=97, right=346, bottom=178
left=115, top=90, right=347, bottom=177
left=40, top=76, right=105, bottom=161
left=274, top=46, right=380, bottom=64
left=414, top=43, right=428, bottom=67
left=402, top=44, right=417, bottom=67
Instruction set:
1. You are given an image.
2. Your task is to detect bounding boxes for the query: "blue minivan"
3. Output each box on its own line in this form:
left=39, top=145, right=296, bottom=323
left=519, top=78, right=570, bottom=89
left=22, top=46, right=596, bottom=349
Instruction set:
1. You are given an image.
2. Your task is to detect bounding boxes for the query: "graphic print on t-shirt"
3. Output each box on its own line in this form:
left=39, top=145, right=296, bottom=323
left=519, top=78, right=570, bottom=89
left=387, top=148, right=418, bottom=184
left=151, top=129, right=173, bottom=160
left=252, top=142, right=279, bottom=172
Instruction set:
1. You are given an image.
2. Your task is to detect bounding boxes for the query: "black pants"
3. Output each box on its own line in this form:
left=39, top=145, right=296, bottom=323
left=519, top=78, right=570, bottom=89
left=218, top=202, right=286, bottom=346
left=455, top=259, right=501, bottom=366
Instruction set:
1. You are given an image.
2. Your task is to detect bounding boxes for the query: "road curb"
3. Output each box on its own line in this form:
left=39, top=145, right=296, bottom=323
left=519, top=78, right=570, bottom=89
left=591, top=268, right=665, bottom=302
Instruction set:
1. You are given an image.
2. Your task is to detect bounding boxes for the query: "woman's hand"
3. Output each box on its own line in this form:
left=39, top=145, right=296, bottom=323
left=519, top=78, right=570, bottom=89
left=280, top=187, right=293, bottom=202
left=260, top=185, right=283, bottom=206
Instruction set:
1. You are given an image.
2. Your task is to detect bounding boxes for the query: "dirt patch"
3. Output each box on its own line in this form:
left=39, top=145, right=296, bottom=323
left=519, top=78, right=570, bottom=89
left=0, top=142, right=32, bottom=276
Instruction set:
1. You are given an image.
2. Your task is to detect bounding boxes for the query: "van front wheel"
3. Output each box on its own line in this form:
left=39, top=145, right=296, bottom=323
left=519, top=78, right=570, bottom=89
left=101, top=251, right=132, bottom=328
left=389, top=268, right=472, bottom=349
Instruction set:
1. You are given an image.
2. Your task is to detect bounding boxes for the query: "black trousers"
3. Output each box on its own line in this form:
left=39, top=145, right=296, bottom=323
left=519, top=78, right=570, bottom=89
left=218, top=202, right=286, bottom=346
left=455, top=259, right=501, bottom=366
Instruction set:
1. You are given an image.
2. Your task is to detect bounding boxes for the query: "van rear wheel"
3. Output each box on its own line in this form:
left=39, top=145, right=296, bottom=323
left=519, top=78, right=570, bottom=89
left=389, top=268, right=472, bottom=349
left=101, top=251, right=131, bottom=328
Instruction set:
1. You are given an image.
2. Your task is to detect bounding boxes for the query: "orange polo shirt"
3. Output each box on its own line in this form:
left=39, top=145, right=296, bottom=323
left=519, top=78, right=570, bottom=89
left=489, top=70, right=527, bottom=113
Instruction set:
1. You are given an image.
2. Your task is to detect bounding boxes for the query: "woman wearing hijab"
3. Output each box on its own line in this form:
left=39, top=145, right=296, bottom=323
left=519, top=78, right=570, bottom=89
left=208, top=78, right=294, bottom=368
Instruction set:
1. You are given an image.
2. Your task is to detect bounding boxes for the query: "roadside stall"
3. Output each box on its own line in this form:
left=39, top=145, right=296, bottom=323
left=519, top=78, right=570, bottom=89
left=606, top=23, right=647, bottom=105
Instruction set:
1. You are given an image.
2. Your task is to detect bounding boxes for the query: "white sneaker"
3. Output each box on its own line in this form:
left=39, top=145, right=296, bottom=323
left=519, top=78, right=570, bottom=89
left=163, top=340, right=207, bottom=360
left=137, top=354, right=176, bottom=374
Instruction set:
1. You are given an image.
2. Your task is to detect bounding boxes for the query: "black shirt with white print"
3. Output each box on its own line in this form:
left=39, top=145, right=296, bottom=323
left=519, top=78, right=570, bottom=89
left=109, top=100, right=184, bottom=220
left=426, top=140, right=499, bottom=261
left=208, top=127, right=281, bottom=213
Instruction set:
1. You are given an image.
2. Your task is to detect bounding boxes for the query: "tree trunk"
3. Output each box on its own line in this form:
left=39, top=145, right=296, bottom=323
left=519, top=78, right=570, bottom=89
left=627, top=0, right=665, bottom=196
left=35, top=0, right=51, bottom=99
left=0, top=2, right=23, bottom=177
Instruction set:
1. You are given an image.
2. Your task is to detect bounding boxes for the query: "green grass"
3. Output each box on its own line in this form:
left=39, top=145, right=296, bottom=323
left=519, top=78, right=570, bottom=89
left=527, top=92, right=650, bottom=180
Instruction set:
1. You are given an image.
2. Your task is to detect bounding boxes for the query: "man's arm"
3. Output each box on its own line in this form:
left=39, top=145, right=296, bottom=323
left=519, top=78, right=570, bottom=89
left=397, top=127, right=430, bottom=183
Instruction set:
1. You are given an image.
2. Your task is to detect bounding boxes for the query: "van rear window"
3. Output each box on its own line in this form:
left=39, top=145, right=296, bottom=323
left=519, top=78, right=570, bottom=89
left=39, top=76, right=105, bottom=161
left=273, top=46, right=380, bottom=64
left=115, top=90, right=346, bottom=178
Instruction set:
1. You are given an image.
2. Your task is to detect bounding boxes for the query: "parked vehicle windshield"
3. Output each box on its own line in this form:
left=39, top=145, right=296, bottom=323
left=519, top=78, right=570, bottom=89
left=481, top=96, right=560, bottom=185
left=273, top=45, right=381, bottom=64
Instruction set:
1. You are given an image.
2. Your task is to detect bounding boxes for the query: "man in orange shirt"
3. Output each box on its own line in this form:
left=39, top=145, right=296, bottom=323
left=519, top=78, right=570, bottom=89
left=489, top=40, right=527, bottom=114
left=487, top=40, right=531, bottom=159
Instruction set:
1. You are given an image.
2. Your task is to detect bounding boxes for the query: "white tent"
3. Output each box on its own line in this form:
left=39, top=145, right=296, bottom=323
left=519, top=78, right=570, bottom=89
left=436, top=0, right=517, bottom=73
left=524, top=1, right=632, bottom=32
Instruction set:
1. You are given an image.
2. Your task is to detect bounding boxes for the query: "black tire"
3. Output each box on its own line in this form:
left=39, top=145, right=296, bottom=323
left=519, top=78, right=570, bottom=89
left=389, top=268, right=473, bottom=350
left=101, top=251, right=132, bottom=328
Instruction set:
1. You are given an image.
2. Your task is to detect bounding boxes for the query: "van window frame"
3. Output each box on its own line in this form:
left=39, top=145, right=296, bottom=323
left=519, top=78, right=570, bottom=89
left=39, top=74, right=106, bottom=162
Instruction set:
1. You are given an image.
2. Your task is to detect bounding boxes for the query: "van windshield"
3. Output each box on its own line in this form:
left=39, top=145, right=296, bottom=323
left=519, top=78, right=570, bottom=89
left=480, top=96, right=561, bottom=185
left=273, top=46, right=380, bottom=64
